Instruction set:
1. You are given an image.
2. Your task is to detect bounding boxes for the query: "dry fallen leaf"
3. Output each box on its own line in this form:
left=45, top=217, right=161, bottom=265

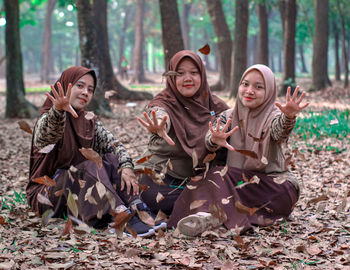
left=190, top=199, right=207, bottom=210
left=61, top=218, right=73, bottom=236
left=156, top=192, right=165, bottom=203
left=79, top=147, right=102, bottom=169
left=135, top=154, right=152, bottom=164
left=33, top=175, right=56, bottom=187
left=95, top=181, right=106, bottom=199
left=37, top=193, right=53, bottom=207
left=235, top=149, right=258, bottom=159
left=198, top=43, right=210, bottom=55
left=155, top=209, right=168, bottom=223
left=235, top=200, right=258, bottom=216
left=67, top=188, right=79, bottom=218
left=137, top=210, right=155, bottom=226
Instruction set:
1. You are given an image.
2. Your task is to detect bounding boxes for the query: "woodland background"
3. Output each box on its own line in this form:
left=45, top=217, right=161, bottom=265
left=0, top=0, right=349, bottom=269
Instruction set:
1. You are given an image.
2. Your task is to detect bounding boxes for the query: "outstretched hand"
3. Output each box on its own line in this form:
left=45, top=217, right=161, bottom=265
left=45, top=82, right=78, bottom=118
left=137, top=110, right=175, bottom=146
left=275, top=86, right=309, bottom=118
left=120, top=167, right=139, bottom=195
left=209, top=118, right=238, bottom=151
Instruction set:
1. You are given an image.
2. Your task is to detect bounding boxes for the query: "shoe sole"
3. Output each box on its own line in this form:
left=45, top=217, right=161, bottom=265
left=177, top=212, right=222, bottom=237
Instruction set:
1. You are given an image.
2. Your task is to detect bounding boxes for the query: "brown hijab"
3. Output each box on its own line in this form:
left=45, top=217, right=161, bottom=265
left=227, top=64, right=281, bottom=171
left=149, top=50, right=229, bottom=165
left=27, top=66, right=97, bottom=210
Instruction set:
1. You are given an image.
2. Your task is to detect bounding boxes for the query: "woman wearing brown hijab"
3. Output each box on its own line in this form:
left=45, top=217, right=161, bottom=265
left=168, top=64, right=309, bottom=236
left=137, top=50, right=229, bottom=216
left=27, top=66, right=165, bottom=236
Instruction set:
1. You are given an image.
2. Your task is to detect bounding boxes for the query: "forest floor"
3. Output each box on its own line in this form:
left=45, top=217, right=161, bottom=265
left=0, top=73, right=349, bottom=269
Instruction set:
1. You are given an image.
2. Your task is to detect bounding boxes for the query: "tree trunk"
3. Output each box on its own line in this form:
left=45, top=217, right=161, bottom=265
left=131, top=0, right=147, bottom=83
left=40, top=0, right=57, bottom=83
left=230, top=0, right=249, bottom=98
left=4, top=0, right=37, bottom=118
left=257, top=0, right=268, bottom=65
left=336, top=0, right=349, bottom=88
left=118, top=5, right=132, bottom=75
left=206, top=0, right=232, bottom=91
left=270, top=53, right=275, bottom=72
left=311, top=0, right=328, bottom=91
left=280, top=0, right=296, bottom=95
left=159, top=0, right=184, bottom=69
left=298, top=44, right=308, bottom=73
left=333, top=21, right=341, bottom=81
left=76, top=0, right=152, bottom=115
left=180, top=0, right=192, bottom=50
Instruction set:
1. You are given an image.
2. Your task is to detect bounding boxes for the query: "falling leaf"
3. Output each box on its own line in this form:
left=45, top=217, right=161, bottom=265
left=111, top=210, right=134, bottom=236
left=54, top=189, right=64, bottom=197
left=18, top=120, right=32, bottom=134
left=41, top=209, right=54, bottom=226
left=137, top=210, right=155, bottom=226
left=208, top=202, right=227, bottom=223
left=208, top=179, right=220, bottom=189
left=38, top=144, right=56, bottom=154
left=106, top=190, right=116, bottom=210
left=79, top=148, right=102, bottom=169
left=37, top=193, right=53, bottom=207
left=248, top=133, right=262, bottom=142
left=250, top=175, right=260, bottom=184
left=61, top=218, right=73, bottom=236
left=198, top=43, right=210, bottom=55
left=33, top=175, right=56, bottom=187
left=156, top=192, right=165, bottom=203
left=235, top=200, right=258, bottom=216
left=203, top=153, right=216, bottom=163
left=235, top=149, right=258, bottom=159
left=162, top=71, right=179, bottom=77
left=155, top=210, right=168, bottom=223
left=67, top=170, right=75, bottom=183
left=69, top=165, right=78, bottom=173
left=74, top=223, right=92, bottom=235
left=85, top=111, right=95, bottom=120
left=105, top=90, right=118, bottom=99
left=189, top=199, right=207, bottom=210
left=95, top=181, right=106, bottom=200
left=67, top=188, right=78, bottom=218
left=186, top=185, right=197, bottom=190
left=125, top=224, right=138, bottom=238
left=261, top=156, right=268, bottom=165
left=192, top=150, right=198, bottom=168
left=85, top=186, right=97, bottom=205
left=136, top=154, right=153, bottom=164
left=97, top=209, right=103, bottom=219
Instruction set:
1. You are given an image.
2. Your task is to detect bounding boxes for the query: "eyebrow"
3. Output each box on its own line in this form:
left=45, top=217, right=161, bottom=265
left=243, top=79, right=264, bottom=85
left=77, top=80, right=94, bottom=88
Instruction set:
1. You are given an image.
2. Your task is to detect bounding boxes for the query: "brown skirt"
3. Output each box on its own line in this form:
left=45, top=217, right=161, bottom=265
left=37, top=153, right=137, bottom=228
left=168, top=166, right=299, bottom=233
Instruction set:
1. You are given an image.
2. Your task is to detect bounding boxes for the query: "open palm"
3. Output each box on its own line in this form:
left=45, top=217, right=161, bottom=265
left=275, top=86, right=309, bottom=118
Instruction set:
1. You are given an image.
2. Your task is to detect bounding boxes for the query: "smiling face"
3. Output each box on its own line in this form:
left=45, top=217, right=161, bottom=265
left=175, top=58, right=201, bottom=97
left=69, top=74, right=95, bottom=111
left=238, top=70, right=266, bottom=109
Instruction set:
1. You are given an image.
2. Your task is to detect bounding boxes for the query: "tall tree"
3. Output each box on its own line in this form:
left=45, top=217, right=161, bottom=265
left=117, top=5, right=132, bottom=76
left=257, top=0, right=269, bottom=65
left=279, top=0, right=297, bottom=95
left=180, top=0, right=192, bottom=50
left=131, top=0, right=147, bottom=83
left=206, top=0, right=232, bottom=91
left=230, top=0, right=249, bottom=98
left=159, top=0, right=184, bottom=68
left=332, top=21, right=341, bottom=81
left=40, top=0, right=57, bottom=83
left=336, top=0, right=349, bottom=88
left=311, top=0, right=329, bottom=91
left=5, top=0, right=37, bottom=118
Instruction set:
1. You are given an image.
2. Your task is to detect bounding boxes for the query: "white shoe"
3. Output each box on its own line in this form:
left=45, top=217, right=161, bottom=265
left=177, top=212, right=222, bottom=237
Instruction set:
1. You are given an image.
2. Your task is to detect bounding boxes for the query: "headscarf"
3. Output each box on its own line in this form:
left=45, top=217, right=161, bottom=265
left=149, top=50, right=229, bottom=166
left=227, top=64, right=281, bottom=171
left=27, top=66, right=97, bottom=211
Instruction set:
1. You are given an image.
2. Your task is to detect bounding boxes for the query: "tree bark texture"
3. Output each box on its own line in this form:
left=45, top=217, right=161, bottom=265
left=118, top=5, right=132, bottom=75
left=298, top=44, right=308, bottom=73
left=230, top=0, right=249, bottom=98
left=40, top=0, right=57, bottom=83
left=5, top=0, right=37, bottom=118
left=131, top=0, right=147, bottom=83
left=181, top=0, right=192, bottom=50
left=333, top=21, right=340, bottom=81
left=206, top=0, right=232, bottom=91
left=257, top=1, right=269, bottom=65
left=280, top=0, right=296, bottom=95
left=159, top=0, right=184, bottom=69
left=312, top=0, right=329, bottom=91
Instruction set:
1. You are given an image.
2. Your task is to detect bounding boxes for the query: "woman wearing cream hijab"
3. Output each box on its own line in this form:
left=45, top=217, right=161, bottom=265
left=168, top=64, right=309, bottom=236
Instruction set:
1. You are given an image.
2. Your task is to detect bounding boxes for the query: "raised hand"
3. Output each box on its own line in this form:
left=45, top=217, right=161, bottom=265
left=209, top=118, right=238, bottom=151
left=275, top=86, right=309, bottom=118
left=137, top=110, right=175, bottom=146
left=120, top=167, right=139, bottom=195
left=45, top=82, right=78, bottom=118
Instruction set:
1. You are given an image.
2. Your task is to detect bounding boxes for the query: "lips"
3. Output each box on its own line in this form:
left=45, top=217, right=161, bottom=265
left=184, top=84, right=194, bottom=88
left=244, top=97, right=254, bottom=101
left=78, top=97, right=87, bottom=103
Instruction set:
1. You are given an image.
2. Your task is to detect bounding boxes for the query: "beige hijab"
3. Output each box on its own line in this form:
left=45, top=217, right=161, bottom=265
left=227, top=64, right=281, bottom=171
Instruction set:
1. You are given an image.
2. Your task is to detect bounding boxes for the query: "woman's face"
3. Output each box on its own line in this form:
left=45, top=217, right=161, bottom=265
left=238, top=70, right=265, bottom=109
left=69, top=74, right=95, bottom=110
left=175, top=58, right=201, bottom=97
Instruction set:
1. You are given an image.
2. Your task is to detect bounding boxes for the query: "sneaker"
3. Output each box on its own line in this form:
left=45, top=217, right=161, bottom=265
left=132, top=202, right=167, bottom=230
left=177, top=212, right=223, bottom=237
left=125, top=213, right=155, bottom=237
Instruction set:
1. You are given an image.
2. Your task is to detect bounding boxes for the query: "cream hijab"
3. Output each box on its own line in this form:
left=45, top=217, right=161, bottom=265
left=227, top=64, right=281, bottom=171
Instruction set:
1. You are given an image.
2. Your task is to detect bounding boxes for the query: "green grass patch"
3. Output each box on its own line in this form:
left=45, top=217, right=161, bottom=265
left=1, top=190, right=27, bottom=212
